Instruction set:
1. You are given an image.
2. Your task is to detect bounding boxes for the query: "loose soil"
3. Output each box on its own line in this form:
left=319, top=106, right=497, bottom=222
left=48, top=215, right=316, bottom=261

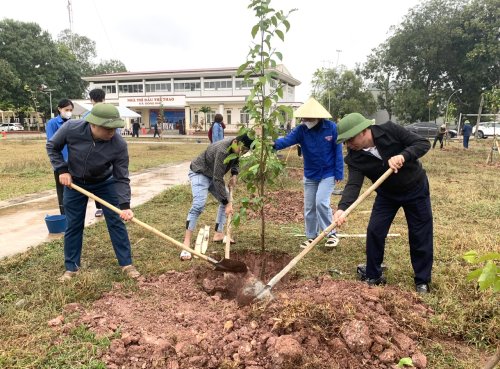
left=247, top=188, right=304, bottom=224
left=54, top=252, right=438, bottom=369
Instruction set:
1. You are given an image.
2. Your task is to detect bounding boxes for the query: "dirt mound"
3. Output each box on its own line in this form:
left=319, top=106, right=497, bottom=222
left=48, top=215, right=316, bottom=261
left=247, top=189, right=304, bottom=224
left=57, top=260, right=433, bottom=369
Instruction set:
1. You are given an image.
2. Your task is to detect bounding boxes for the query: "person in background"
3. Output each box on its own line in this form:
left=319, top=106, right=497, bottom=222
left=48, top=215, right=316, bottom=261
left=153, top=122, right=161, bottom=138
left=84, top=88, right=106, bottom=217
left=180, top=134, right=254, bottom=260
left=211, top=113, right=224, bottom=143
left=462, top=120, right=472, bottom=150
left=46, top=103, right=140, bottom=281
left=45, top=99, right=74, bottom=214
left=273, top=97, right=344, bottom=249
left=432, top=124, right=447, bottom=150
left=334, top=112, right=433, bottom=294
left=132, top=120, right=140, bottom=137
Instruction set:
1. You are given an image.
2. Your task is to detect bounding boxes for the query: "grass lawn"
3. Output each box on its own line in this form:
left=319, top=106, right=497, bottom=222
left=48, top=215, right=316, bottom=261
left=0, top=137, right=498, bottom=368
left=0, top=138, right=207, bottom=201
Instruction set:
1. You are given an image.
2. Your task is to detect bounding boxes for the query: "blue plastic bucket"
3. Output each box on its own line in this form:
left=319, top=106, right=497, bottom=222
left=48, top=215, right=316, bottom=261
left=45, top=215, right=67, bottom=234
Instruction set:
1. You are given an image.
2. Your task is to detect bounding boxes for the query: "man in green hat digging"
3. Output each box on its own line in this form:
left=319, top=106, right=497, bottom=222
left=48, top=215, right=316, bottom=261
left=47, top=103, right=140, bottom=281
left=333, top=113, right=433, bottom=294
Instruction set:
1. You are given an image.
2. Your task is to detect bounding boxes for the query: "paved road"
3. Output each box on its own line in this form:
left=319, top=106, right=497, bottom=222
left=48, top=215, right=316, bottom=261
left=0, top=162, right=190, bottom=259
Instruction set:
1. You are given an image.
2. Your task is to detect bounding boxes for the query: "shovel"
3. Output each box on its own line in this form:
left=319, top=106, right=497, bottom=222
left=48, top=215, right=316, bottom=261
left=250, top=168, right=394, bottom=303
left=224, top=188, right=234, bottom=259
left=69, top=183, right=248, bottom=273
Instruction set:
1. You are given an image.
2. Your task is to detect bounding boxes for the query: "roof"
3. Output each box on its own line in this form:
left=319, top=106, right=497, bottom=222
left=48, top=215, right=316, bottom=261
left=83, top=65, right=301, bottom=86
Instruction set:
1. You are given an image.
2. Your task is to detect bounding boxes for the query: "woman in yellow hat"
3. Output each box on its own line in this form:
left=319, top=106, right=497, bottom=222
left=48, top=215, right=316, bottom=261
left=273, top=97, right=344, bottom=249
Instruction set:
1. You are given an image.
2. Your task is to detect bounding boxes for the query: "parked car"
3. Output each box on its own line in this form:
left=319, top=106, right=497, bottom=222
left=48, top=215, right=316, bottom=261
left=405, top=122, right=457, bottom=139
left=0, top=123, right=24, bottom=132
left=473, top=122, right=499, bottom=139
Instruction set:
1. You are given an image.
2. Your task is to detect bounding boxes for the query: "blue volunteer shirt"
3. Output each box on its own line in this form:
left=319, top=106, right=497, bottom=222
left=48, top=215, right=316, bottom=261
left=45, top=115, right=68, bottom=161
left=274, top=119, right=344, bottom=181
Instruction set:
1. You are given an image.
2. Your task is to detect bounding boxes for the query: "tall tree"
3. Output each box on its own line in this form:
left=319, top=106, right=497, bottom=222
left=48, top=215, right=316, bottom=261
left=369, top=0, right=499, bottom=122
left=92, top=59, right=127, bottom=75
left=311, top=68, right=376, bottom=120
left=57, top=29, right=97, bottom=76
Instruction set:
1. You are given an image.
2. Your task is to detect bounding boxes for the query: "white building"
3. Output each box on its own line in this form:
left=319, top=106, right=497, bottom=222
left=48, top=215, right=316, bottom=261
left=79, top=65, right=301, bottom=134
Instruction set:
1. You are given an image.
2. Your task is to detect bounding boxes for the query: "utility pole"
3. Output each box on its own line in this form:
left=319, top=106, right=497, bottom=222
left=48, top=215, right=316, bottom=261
left=67, top=0, right=75, bottom=52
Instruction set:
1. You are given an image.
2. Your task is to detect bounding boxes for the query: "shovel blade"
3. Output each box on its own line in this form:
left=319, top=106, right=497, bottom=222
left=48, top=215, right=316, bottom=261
left=214, top=258, right=248, bottom=273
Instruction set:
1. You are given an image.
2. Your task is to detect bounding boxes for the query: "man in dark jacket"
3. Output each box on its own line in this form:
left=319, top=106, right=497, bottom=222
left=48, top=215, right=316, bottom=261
left=47, top=103, right=140, bottom=281
left=180, top=134, right=253, bottom=260
left=333, top=113, right=433, bottom=294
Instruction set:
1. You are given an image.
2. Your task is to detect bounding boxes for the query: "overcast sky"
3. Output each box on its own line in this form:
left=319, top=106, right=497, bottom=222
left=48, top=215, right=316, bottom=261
left=2, top=0, right=421, bottom=102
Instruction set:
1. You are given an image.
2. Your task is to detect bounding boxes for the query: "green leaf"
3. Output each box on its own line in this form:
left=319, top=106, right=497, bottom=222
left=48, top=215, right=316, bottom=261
left=271, top=16, right=277, bottom=27
left=232, top=212, right=240, bottom=227
left=463, top=250, right=478, bottom=263
left=251, top=24, right=260, bottom=38
left=275, top=29, right=284, bottom=41
left=397, top=357, right=413, bottom=367
left=275, top=51, right=283, bottom=61
left=283, top=19, right=290, bottom=32
left=477, top=261, right=497, bottom=291
left=477, top=252, right=500, bottom=263
left=237, top=62, right=251, bottom=76
left=466, top=268, right=483, bottom=281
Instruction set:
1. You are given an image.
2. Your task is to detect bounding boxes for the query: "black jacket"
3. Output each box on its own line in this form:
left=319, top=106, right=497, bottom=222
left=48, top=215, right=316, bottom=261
left=338, top=121, right=430, bottom=211
left=46, top=120, right=131, bottom=209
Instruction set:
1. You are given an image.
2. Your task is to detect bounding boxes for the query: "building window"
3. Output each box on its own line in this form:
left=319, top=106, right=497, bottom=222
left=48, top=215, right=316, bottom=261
left=235, top=79, right=254, bottom=89
left=174, top=81, right=201, bottom=92
left=226, top=109, right=232, bottom=125
left=118, top=83, right=143, bottom=93
left=203, top=80, right=233, bottom=90
left=270, top=79, right=278, bottom=88
left=240, top=109, right=250, bottom=125
left=206, top=112, right=215, bottom=123
left=287, top=85, right=294, bottom=95
left=101, top=84, right=116, bottom=94
left=193, top=111, right=199, bottom=124
left=145, top=82, right=172, bottom=93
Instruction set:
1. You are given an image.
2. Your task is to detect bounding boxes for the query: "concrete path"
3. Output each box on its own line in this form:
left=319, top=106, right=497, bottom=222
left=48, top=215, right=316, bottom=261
left=0, top=162, right=190, bottom=259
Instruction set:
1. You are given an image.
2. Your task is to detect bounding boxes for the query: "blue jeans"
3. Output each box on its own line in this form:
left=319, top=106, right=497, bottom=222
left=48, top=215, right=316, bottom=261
left=63, top=177, right=132, bottom=272
left=303, top=176, right=336, bottom=239
left=463, top=135, right=470, bottom=148
left=186, top=171, right=227, bottom=233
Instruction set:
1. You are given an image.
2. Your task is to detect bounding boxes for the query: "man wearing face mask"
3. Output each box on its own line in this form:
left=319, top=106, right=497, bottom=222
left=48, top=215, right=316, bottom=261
left=273, top=97, right=344, bottom=249
left=46, top=99, right=74, bottom=214
left=47, top=103, right=140, bottom=282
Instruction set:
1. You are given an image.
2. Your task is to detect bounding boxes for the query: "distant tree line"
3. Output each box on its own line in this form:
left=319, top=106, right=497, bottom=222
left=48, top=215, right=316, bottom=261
left=0, top=19, right=127, bottom=119
left=312, top=0, right=499, bottom=123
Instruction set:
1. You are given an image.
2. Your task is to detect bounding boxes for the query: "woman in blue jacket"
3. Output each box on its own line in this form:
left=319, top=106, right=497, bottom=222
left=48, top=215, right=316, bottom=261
left=274, top=97, right=344, bottom=248
left=211, top=113, right=224, bottom=143
left=45, top=99, right=74, bottom=214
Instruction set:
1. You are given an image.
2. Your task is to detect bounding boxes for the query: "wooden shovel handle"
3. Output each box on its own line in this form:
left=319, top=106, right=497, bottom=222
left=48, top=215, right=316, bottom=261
left=265, top=168, right=394, bottom=289
left=224, top=188, right=233, bottom=259
left=69, top=183, right=217, bottom=263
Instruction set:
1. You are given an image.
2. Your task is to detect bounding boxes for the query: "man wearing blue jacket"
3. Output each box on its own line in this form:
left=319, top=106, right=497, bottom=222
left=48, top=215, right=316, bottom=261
left=274, top=97, right=344, bottom=248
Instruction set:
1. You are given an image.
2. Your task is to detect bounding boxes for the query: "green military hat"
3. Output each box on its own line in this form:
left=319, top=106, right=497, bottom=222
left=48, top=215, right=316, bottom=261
left=85, top=103, right=125, bottom=128
left=336, top=113, right=374, bottom=144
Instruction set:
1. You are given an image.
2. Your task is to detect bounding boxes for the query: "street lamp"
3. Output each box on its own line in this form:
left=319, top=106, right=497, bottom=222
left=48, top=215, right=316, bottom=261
left=40, top=84, right=55, bottom=118
left=445, top=88, right=462, bottom=126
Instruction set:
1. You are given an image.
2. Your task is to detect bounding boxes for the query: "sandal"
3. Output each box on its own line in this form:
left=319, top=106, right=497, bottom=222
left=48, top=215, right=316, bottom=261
left=180, top=250, right=192, bottom=261
left=58, top=270, right=78, bottom=282
left=122, top=265, right=141, bottom=279
left=325, top=234, right=339, bottom=248
left=300, top=238, right=314, bottom=249
left=213, top=237, right=235, bottom=244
